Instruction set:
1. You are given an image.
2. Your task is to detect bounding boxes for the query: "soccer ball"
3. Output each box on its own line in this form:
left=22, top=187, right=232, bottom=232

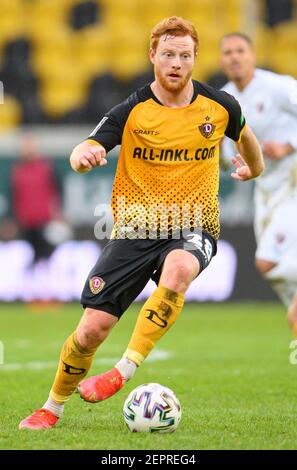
left=123, top=383, right=181, bottom=433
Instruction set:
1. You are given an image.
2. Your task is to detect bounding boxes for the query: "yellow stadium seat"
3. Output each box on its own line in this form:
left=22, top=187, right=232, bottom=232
left=101, top=11, right=138, bottom=34
left=183, top=0, right=215, bottom=19
left=28, top=18, right=73, bottom=45
left=0, top=0, right=22, bottom=9
left=0, top=94, right=22, bottom=133
left=105, top=18, right=150, bottom=76
left=268, top=45, right=297, bottom=77
left=40, top=80, right=88, bottom=118
left=254, top=25, right=274, bottom=66
left=31, top=25, right=77, bottom=80
left=29, top=0, right=69, bottom=18
left=258, top=22, right=297, bottom=77
left=33, top=51, right=89, bottom=84
left=138, top=0, right=190, bottom=29
left=0, top=13, right=25, bottom=42
left=273, top=22, right=297, bottom=46
left=110, top=51, right=150, bottom=80
left=73, top=27, right=110, bottom=76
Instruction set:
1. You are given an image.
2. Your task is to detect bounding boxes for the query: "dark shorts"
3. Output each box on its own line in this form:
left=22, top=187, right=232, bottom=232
left=81, top=230, right=217, bottom=318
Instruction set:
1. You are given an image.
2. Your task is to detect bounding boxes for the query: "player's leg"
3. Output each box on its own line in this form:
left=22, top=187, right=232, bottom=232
left=78, top=249, right=199, bottom=404
left=122, top=230, right=216, bottom=369
left=122, top=248, right=200, bottom=366
left=257, top=257, right=297, bottom=337
left=77, top=237, right=170, bottom=403
left=19, top=238, right=133, bottom=429
left=78, top=231, right=216, bottom=403
left=255, top=197, right=297, bottom=337
left=19, top=308, right=117, bottom=430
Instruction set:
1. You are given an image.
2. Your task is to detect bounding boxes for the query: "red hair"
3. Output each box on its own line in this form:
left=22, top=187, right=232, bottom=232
left=150, top=16, right=199, bottom=55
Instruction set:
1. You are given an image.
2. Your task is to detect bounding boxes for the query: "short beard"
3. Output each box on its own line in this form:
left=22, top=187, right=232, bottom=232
left=155, top=66, right=192, bottom=93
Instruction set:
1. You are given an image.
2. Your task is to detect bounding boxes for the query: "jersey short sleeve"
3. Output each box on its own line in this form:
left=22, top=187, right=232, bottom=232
left=87, top=87, right=152, bottom=152
left=195, top=82, right=246, bottom=143
left=221, top=91, right=246, bottom=142
left=88, top=99, right=133, bottom=152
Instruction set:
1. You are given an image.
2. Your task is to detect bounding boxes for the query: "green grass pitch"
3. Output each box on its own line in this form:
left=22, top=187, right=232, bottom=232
left=0, top=302, right=296, bottom=450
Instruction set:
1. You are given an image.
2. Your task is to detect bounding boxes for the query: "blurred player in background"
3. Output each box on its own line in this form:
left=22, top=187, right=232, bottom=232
left=19, top=17, right=263, bottom=430
left=220, top=33, right=297, bottom=337
left=11, top=135, right=60, bottom=263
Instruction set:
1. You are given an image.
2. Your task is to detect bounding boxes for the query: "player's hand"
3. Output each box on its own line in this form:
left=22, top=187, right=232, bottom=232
left=262, top=141, right=294, bottom=160
left=75, top=145, right=107, bottom=173
left=230, top=154, right=253, bottom=181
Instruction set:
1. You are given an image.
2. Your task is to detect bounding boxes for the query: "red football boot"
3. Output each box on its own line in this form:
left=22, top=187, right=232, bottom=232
left=19, top=409, right=59, bottom=430
left=77, top=367, right=125, bottom=403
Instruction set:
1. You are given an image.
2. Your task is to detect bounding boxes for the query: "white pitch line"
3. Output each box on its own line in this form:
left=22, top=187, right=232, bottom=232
left=14, top=339, right=32, bottom=349
left=146, top=350, right=172, bottom=362
left=0, top=349, right=173, bottom=372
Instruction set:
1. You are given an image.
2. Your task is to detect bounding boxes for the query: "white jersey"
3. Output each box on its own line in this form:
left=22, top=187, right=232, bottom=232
left=222, top=68, right=297, bottom=203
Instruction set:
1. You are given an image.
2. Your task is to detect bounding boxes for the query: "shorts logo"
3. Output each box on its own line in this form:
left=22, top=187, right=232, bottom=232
left=198, top=121, right=216, bottom=138
left=89, top=276, right=105, bottom=294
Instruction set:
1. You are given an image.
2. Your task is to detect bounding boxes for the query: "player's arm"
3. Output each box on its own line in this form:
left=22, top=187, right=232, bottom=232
left=220, top=90, right=264, bottom=181
left=231, top=124, right=264, bottom=181
left=70, top=141, right=107, bottom=173
left=261, top=142, right=295, bottom=161
left=262, top=76, right=297, bottom=161
left=70, top=98, right=132, bottom=173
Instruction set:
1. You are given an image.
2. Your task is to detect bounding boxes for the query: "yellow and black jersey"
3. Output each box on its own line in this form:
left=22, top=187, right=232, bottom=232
left=87, top=80, right=246, bottom=240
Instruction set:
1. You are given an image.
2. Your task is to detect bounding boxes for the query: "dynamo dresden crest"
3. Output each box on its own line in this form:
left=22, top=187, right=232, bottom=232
left=198, top=122, right=216, bottom=138
left=89, top=276, right=105, bottom=294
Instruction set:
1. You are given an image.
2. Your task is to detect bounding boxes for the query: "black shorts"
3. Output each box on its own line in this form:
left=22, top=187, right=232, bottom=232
left=81, top=230, right=217, bottom=318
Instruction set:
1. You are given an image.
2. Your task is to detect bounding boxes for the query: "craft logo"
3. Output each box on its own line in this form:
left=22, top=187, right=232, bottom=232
left=89, top=276, right=105, bottom=294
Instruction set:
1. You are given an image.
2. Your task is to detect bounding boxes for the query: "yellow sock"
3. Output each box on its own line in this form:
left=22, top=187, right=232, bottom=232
left=124, top=285, right=184, bottom=366
left=50, top=332, right=97, bottom=403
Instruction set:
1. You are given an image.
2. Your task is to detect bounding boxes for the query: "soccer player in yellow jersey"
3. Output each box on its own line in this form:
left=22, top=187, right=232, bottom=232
left=19, top=17, right=264, bottom=429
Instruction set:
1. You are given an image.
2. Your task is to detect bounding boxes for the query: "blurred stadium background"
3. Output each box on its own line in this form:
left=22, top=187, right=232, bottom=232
left=0, top=0, right=296, bottom=303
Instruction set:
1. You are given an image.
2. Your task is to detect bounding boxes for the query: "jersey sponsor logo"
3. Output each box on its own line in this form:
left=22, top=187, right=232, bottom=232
left=89, top=116, right=109, bottom=136
left=198, top=122, right=216, bottom=138
left=133, top=129, right=160, bottom=136
left=62, top=361, right=86, bottom=375
left=89, top=276, right=105, bottom=294
left=132, top=146, right=215, bottom=162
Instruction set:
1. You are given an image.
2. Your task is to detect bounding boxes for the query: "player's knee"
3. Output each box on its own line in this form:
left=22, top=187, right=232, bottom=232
left=255, top=258, right=277, bottom=275
left=161, top=261, right=198, bottom=292
left=175, top=262, right=195, bottom=282
left=77, top=308, right=116, bottom=349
